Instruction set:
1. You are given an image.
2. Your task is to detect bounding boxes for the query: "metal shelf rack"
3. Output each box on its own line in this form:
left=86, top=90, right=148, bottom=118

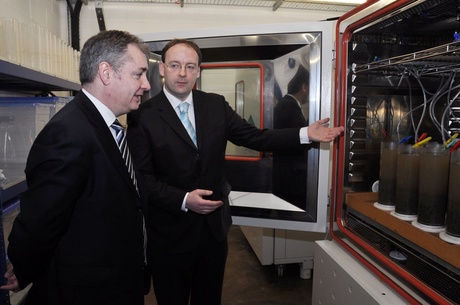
left=352, top=40, right=460, bottom=74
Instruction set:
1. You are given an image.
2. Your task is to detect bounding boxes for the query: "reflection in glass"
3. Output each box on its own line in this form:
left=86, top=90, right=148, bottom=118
left=200, top=66, right=261, bottom=159
left=273, top=65, right=310, bottom=209
left=235, top=81, right=244, bottom=117
left=196, top=37, right=320, bottom=221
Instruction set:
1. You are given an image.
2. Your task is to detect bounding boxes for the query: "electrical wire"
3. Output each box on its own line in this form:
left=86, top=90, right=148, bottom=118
left=393, top=65, right=460, bottom=143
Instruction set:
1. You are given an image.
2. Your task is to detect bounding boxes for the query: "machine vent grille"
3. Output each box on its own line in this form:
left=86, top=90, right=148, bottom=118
left=346, top=212, right=460, bottom=304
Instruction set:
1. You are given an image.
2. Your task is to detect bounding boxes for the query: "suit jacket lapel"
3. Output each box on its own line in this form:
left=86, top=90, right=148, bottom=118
left=77, top=93, right=138, bottom=195
left=157, top=91, right=198, bottom=149
left=192, top=91, right=206, bottom=149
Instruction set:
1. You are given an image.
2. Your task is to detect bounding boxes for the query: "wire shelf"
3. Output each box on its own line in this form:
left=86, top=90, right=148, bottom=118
left=353, top=40, right=460, bottom=74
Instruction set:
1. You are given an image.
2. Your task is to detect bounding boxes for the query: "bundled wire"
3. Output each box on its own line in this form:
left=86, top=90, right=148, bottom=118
left=393, top=65, right=460, bottom=145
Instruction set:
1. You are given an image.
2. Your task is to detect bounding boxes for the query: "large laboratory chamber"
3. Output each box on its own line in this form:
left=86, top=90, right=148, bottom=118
left=323, top=0, right=460, bottom=304
left=142, top=22, right=335, bottom=278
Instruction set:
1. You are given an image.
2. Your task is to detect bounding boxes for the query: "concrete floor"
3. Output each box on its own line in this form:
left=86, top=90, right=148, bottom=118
left=144, top=225, right=313, bottom=305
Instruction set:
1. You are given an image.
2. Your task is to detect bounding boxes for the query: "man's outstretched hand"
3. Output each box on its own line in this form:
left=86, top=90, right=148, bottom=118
left=308, top=118, right=344, bottom=143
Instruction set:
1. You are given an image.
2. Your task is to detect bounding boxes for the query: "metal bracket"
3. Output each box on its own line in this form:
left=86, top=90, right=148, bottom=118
left=273, top=0, right=284, bottom=11
left=95, top=1, right=106, bottom=31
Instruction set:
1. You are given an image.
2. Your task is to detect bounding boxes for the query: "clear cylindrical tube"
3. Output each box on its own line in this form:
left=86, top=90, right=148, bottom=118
left=377, top=141, right=398, bottom=210
left=394, top=144, right=420, bottom=220
left=415, top=143, right=450, bottom=231
left=445, top=150, right=460, bottom=237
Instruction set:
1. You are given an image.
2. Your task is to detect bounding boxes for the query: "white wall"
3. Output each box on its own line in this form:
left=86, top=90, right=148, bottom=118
left=1, top=0, right=67, bottom=41
left=1, top=0, right=344, bottom=49
left=77, top=2, right=343, bottom=47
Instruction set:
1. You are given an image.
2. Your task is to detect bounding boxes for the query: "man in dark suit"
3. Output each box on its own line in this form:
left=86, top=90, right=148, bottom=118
left=127, top=39, right=344, bottom=305
left=0, top=30, right=151, bottom=305
left=273, top=65, right=310, bottom=209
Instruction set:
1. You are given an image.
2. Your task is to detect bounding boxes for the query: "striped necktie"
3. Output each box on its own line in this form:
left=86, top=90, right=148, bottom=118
left=178, top=102, right=197, bottom=146
left=111, top=119, right=147, bottom=264
left=111, top=120, right=138, bottom=192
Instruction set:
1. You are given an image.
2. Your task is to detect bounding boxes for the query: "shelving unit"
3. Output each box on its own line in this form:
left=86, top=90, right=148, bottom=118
left=0, top=58, right=80, bottom=305
left=0, top=59, right=80, bottom=93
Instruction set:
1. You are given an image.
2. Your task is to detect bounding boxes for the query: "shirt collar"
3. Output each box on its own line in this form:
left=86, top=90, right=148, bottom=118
left=286, top=93, right=302, bottom=109
left=82, top=88, right=117, bottom=127
left=163, top=85, right=194, bottom=109
left=82, top=89, right=117, bottom=127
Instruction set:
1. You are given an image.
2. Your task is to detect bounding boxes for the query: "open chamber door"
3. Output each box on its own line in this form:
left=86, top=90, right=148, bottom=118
left=331, top=0, right=460, bottom=303
left=142, top=22, right=335, bottom=233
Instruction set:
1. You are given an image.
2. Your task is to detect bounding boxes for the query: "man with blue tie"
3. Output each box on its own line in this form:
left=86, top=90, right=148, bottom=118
left=127, top=38, right=344, bottom=305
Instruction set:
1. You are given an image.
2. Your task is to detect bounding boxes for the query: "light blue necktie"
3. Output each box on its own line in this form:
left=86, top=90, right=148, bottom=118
left=178, top=102, right=197, bottom=146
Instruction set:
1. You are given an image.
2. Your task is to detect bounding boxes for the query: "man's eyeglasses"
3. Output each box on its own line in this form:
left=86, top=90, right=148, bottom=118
left=164, top=63, right=199, bottom=72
